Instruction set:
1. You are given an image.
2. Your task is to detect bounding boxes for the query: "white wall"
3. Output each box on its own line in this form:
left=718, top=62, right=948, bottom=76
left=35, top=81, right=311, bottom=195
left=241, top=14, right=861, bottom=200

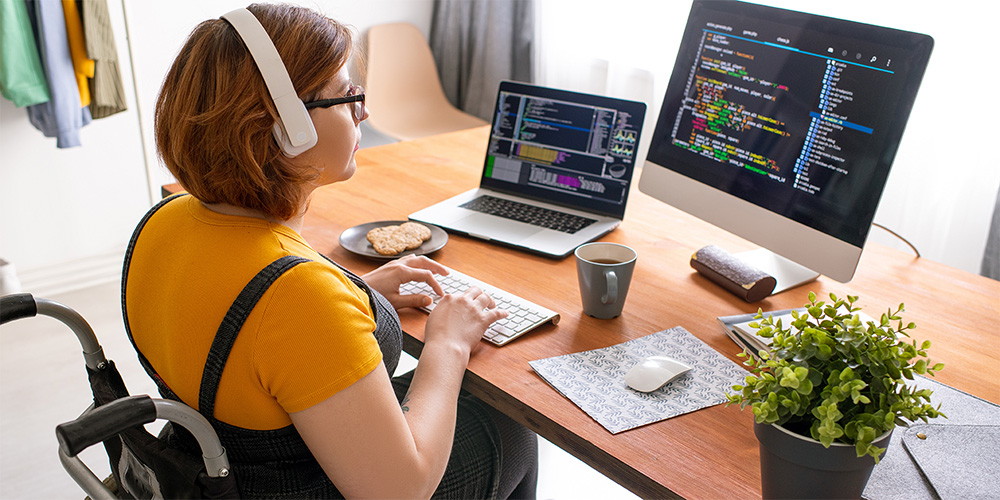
left=0, top=0, right=434, bottom=296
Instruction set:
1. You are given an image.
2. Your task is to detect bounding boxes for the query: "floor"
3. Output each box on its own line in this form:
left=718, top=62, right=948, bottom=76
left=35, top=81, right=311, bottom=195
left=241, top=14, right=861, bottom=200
left=0, top=279, right=640, bottom=499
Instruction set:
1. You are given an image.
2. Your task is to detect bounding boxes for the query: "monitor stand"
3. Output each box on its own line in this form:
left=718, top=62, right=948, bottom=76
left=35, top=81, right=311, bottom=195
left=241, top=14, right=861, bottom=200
left=736, top=248, right=820, bottom=295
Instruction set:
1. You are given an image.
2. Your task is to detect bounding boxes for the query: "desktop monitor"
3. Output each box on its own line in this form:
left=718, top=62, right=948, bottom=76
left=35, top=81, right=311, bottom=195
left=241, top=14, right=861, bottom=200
left=639, top=0, right=933, bottom=292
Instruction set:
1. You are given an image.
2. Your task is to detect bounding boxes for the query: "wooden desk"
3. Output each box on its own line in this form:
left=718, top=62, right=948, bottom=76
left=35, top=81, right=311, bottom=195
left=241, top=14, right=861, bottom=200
left=167, top=126, right=1000, bottom=498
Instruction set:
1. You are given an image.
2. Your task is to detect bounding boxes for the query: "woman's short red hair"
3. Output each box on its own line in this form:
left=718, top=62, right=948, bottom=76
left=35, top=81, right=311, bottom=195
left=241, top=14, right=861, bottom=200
left=155, top=3, right=353, bottom=220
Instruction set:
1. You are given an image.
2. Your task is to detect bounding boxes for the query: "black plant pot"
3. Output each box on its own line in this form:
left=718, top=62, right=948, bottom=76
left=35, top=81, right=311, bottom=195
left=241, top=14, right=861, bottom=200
left=753, top=422, right=891, bottom=499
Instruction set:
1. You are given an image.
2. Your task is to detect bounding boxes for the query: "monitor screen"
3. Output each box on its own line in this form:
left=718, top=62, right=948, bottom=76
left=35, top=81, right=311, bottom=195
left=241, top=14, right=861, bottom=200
left=482, top=81, right=646, bottom=219
left=639, top=0, right=932, bottom=286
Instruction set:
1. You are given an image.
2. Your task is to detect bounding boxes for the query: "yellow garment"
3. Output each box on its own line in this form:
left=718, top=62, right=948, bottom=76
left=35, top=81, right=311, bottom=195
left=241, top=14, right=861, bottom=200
left=125, top=195, right=382, bottom=430
left=62, top=0, right=94, bottom=107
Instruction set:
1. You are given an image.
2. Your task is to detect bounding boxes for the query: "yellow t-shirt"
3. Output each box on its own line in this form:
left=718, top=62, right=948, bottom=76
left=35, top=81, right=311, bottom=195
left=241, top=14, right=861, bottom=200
left=125, top=195, right=382, bottom=430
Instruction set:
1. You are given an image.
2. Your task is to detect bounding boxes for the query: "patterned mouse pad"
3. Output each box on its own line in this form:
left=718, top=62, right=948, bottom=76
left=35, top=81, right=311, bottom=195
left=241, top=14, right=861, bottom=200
left=529, top=327, right=747, bottom=434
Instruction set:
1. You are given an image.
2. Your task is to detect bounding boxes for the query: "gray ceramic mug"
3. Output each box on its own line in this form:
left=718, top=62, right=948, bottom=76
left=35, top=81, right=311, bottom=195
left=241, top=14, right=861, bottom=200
left=574, top=242, right=637, bottom=319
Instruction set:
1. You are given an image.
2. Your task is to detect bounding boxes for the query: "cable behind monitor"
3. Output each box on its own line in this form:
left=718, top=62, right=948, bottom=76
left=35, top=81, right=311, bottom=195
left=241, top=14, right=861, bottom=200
left=872, top=222, right=921, bottom=257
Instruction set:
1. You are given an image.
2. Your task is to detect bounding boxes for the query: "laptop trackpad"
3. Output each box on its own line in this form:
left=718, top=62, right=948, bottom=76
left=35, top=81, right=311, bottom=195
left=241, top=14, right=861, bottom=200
left=450, top=213, right=541, bottom=242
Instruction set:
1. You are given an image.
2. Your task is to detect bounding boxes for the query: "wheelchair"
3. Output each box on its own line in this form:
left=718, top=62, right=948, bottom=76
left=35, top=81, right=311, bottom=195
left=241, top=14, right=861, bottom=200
left=1, top=293, right=238, bottom=499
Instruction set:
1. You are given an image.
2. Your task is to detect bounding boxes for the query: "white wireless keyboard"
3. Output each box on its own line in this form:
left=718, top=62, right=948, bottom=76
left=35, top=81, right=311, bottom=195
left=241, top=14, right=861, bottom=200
left=398, top=265, right=560, bottom=346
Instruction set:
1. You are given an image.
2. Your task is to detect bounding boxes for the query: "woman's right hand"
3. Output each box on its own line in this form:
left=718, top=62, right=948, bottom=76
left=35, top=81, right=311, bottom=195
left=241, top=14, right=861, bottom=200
left=423, top=286, right=508, bottom=356
left=294, top=286, right=509, bottom=499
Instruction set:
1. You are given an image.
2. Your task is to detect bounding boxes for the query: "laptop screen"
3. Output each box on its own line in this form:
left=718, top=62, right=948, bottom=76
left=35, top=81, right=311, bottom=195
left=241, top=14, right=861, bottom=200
left=480, top=81, right=647, bottom=219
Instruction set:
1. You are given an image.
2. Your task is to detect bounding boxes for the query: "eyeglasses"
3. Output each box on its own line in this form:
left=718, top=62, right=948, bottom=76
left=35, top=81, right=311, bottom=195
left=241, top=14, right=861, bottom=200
left=304, top=84, right=366, bottom=121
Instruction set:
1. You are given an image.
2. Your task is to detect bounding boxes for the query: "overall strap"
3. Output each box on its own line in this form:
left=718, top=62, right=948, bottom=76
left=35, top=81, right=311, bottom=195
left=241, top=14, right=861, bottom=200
left=198, top=255, right=310, bottom=418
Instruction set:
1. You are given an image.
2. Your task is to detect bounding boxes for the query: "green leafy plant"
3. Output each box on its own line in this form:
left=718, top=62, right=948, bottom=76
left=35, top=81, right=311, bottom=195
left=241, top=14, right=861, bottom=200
left=726, top=292, right=945, bottom=461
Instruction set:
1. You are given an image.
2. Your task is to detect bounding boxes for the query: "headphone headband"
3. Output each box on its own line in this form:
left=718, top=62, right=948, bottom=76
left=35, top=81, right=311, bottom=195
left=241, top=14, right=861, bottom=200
left=221, top=8, right=317, bottom=156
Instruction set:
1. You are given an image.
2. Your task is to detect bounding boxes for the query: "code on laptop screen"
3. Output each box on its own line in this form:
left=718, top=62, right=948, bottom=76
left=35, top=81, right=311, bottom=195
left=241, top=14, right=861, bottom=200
left=481, top=81, right=646, bottom=219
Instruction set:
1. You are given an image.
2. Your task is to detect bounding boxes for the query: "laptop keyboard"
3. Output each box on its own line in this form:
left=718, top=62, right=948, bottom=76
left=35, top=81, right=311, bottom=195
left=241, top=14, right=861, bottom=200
left=398, top=264, right=560, bottom=346
left=460, top=195, right=597, bottom=234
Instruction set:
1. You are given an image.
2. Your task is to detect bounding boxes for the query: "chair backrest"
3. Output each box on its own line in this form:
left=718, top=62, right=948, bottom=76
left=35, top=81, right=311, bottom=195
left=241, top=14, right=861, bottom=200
left=364, top=22, right=486, bottom=141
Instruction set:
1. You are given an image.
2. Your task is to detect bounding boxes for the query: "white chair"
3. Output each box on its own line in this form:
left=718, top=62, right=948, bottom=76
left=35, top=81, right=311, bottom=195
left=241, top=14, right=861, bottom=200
left=364, top=22, right=487, bottom=141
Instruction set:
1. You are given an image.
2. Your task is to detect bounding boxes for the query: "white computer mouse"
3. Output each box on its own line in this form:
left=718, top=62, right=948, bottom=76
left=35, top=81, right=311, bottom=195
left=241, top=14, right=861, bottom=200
left=624, top=356, right=692, bottom=392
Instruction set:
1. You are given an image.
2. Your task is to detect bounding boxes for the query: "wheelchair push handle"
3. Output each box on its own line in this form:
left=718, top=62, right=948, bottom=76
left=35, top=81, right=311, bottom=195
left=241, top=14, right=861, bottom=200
left=56, top=395, right=157, bottom=457
left=56, top=395, right=159, bottom=500
left=1, top=293, right=108, bottom=371
left=56, top=395, right=230, bottom=477
left=0, top=293, right=37, bottom=323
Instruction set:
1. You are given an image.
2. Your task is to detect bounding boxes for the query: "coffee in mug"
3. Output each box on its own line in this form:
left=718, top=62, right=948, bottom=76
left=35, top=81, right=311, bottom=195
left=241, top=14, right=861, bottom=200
left=588, top=258, right=626, bottom=265
left=574, top=242, right=637, bottom=319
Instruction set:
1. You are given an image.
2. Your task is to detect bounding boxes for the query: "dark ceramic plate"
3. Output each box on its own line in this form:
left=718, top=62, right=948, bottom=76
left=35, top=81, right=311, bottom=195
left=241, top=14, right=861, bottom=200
left=339, top=220, right=447, bottom=260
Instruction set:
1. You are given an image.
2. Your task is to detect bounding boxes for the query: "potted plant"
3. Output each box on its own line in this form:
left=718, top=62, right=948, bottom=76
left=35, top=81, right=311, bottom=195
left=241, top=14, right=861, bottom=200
left=726, top=292, right=945, bottom=499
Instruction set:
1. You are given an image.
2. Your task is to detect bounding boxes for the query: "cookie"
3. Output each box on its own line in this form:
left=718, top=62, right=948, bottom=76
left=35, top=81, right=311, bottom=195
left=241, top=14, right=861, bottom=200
left=367, top=226, right=408, bottom=255
left=398, top=222, right=431, bottom=249
left=400, top=221, right=432, bottom=241
left=365, top=226, right=394, bottom=242
left=366, top=222, right=432, bottom=256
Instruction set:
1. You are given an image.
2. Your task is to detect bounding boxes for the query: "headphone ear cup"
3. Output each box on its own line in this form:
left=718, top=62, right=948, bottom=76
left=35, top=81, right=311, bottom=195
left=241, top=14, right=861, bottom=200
left=272, top=122, right=293, bottom=155
left=272, top=106, right=318, bottom=157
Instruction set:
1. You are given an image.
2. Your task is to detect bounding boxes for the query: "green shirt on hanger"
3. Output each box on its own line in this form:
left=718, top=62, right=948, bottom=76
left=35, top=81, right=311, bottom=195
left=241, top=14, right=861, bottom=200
left=0, top=0, right=51, bottom=107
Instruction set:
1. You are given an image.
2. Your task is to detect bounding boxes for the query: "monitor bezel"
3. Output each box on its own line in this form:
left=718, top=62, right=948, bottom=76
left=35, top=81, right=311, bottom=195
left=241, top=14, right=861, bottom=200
left=639, top=0, right=933, bottom=284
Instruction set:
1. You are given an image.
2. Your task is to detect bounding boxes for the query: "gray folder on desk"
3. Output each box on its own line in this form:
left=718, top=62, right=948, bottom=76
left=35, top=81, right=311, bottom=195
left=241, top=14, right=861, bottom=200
left=863, top=376, right=1000, bottom=500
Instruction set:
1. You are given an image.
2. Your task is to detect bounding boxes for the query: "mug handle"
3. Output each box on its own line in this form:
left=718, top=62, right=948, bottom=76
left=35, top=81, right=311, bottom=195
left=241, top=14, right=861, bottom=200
left=602, top=270, right=618, bottom=304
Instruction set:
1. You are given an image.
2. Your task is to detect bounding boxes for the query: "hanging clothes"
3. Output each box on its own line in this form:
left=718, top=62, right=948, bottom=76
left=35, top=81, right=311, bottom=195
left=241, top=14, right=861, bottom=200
left=62, top=0, right=95, bottom=107
left=0, top=0, right=51, bottom=107
left=25, top=0, right=92, bottom=148
left=81, top=0, right=127, bottom=119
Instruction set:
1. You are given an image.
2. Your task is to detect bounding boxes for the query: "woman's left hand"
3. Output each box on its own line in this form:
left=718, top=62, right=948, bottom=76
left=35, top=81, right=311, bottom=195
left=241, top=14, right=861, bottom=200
left=362, top=255, right=448, bottom=310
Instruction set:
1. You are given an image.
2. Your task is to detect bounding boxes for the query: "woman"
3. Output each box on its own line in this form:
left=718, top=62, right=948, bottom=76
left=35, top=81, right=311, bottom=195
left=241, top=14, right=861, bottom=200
left=123, top=4, right=537, bottom=498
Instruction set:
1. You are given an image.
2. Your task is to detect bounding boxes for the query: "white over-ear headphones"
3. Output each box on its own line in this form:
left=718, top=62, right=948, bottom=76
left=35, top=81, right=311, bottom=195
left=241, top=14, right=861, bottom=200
left=221, top=8, right=317, bottom=157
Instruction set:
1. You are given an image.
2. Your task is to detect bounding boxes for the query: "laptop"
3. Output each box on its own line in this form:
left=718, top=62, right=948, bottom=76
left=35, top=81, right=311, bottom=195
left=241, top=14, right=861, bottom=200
left=409, top=81, right=647, bottom=258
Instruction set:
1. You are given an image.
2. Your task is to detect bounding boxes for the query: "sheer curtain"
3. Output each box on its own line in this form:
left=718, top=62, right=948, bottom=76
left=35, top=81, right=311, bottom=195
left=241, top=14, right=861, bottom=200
left=533, top=0, right=1000, bottom=275
left=534, top=0, right=688, bottom=165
